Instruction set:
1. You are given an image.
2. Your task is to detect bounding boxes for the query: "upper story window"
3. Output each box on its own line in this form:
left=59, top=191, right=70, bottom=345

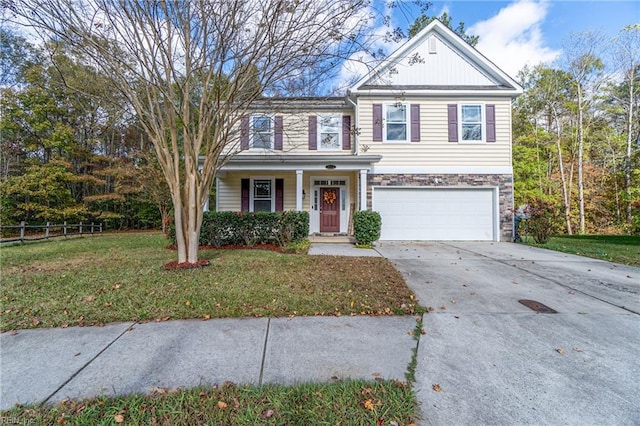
left=318, top=115, right=341, bottom=150
left=251, top=115, right=273, bottom=149
left=384, top=103, right=409, bottom=142
left=460, top=105, right=483, bottom=142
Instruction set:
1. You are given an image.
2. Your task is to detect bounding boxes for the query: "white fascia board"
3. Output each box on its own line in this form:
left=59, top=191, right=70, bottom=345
left=370, top=165, right=513, bottom=175
left=353, top=89, right=521, bottom=98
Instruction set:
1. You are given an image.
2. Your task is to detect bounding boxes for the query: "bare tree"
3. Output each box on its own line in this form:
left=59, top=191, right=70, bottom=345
left=8, top=0, right=370, bottom=264
left=564, top=31, right=605, bottom=234
left=527, top=66, right=575, bottom=234
left=611, top=25, right=640, bottom=230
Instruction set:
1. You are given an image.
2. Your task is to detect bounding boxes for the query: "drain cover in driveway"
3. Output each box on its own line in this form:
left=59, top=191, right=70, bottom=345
left=519, top=299, right=558, bottom=313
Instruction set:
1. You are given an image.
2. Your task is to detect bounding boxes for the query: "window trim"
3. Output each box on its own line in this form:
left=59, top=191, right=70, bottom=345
left=250, top=114, right=274, bottom=150
left=317, top=114, right=342, bottom=151
left=458, top=104, right=485, bottom=144
left=249, top=177, right=275, bottom=212
left=383, top=102, right=411, bottom=143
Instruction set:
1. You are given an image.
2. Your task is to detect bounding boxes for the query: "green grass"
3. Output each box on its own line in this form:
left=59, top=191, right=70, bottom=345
left=526, top=235, right=640, bottom=267
left=0, top=233, right=421, bottom=331
left=0, top=234, right=422, bottom=424
left=2, top=379, right=419, bottom=425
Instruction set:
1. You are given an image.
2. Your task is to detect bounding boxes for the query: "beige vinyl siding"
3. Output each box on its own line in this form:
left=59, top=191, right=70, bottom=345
left=358, top=97, right=513, bottom=167
left=217, top=171, right=297, bottom=212
left=225, top=109, right=355, bottom=156
left=216, top=171, right=358, bottom=212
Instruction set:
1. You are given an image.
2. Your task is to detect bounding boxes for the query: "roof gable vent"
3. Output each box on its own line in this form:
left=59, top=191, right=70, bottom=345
left=428, top=35, right=437, bottom=54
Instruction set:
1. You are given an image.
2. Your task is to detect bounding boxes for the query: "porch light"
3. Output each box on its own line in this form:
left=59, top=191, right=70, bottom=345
left=302, top=190, right=306, bottom=199
left=325, top=164, right=336, bottom=170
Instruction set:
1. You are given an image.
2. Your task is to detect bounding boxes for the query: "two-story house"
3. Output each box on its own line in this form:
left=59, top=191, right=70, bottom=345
left=213, top=20, right=523, bottom=242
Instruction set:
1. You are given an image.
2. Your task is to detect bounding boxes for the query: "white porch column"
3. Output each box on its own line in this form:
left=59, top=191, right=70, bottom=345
left=359, top=169, right=368, bottom=211
left=296, top=170, right=304, bottom=211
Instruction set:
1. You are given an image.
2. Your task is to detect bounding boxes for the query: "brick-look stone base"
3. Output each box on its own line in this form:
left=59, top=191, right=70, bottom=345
left=367, top=174, right=514, bottom=242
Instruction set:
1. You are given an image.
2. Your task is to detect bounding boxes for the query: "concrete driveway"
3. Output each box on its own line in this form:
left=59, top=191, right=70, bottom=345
left=375, top=241, right=640, bottom=426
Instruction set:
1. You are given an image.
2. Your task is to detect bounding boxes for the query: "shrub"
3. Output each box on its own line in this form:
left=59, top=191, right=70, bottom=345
left=353, top=210, right=381, bottom=245
left=170, top=211, right=309, bottom=247
left=525, top=198, right=558, bottom=244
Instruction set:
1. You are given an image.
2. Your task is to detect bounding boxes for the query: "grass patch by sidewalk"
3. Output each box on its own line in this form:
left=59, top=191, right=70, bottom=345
left=525, top=235, right=640, bottom=267
left=0, top=233, right=421, bottom=331
left=2, top=379, right=418, bottom=425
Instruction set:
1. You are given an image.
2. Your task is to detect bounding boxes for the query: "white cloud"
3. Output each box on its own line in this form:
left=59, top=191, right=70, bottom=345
left=469, top=0, right=560, bottom=77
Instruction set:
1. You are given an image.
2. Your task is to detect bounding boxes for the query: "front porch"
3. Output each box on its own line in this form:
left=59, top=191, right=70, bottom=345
left=214, top=154, right=381, bottom=236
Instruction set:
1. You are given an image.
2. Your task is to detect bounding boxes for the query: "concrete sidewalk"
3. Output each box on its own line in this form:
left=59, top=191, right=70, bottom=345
left=0, top=315, right=417, bottom=410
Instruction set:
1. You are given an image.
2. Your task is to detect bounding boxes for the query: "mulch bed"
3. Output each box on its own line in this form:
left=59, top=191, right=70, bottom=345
left=163, top=244, right=288, bottom=270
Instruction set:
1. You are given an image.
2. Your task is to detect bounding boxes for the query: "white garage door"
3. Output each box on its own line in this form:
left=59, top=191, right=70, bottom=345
left=373, top=187, right=496, bottom=241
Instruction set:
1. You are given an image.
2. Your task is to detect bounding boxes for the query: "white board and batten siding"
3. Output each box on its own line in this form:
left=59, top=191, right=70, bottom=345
left=372, top=186, right=499, bottom=241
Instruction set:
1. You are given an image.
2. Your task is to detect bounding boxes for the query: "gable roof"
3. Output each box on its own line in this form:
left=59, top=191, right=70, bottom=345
left=349, top=20, right=523, bottom=97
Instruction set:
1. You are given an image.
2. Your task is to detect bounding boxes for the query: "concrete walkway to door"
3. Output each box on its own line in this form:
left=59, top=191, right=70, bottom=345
left=375, top=241, right=639, bottom=425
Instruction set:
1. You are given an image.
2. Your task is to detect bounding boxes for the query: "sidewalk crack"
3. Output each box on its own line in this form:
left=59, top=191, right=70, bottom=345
left=258, top=317, right=271, bottom=386
left=41, top=322, right=137, bottom=406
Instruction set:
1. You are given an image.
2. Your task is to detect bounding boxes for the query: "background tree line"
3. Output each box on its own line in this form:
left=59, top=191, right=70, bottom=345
left=512, top=25, right=639, bottom=235
left=1, top=18, right=638, bottom=237
left=0, top=30, right=172, bottom=231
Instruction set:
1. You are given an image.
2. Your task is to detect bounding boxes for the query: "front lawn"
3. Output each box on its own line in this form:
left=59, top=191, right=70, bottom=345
left=1, top=233, right=422, bottom=424
left=0, top=233, right=421, bottom=331
left=526, top=235, right=640, bottom=267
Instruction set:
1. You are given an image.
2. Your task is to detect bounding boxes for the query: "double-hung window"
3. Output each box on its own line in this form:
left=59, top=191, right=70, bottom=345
left=252, top=179, right=273, bottom=212
left=251, top=115, right=273, bottom=149
left=385, top=103, right=408, bottom=142
left=460, top=105, right=483, bottom=142
left=318, top=114, right=341, bottom=150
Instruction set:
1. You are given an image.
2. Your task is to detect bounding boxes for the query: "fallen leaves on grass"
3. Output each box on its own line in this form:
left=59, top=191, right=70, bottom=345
left=260, top=409, right=274, bottom=419
left=363, top=399, right=375, bottom=411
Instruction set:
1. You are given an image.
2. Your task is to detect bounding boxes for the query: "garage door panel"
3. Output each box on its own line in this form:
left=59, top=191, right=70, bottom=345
left=373, top=188, right=495, bottom=241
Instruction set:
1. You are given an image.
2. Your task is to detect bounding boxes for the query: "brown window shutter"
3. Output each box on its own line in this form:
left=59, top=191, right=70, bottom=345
left=342, top=115, right=351, bottom=150
left=372, top=104, right=382, bottom=141
left=241, top=116, right=250, bottom=150
left=447, top=104, right=458, bottom=142
left=486, top=104, right=496, bottom=142
left=308, top=116, right=317, bottom=150
left=275, top=179, right=284, bottom=212
left=241, top=178, right=249, bottom=211
left=274, top=116, right=283, bottom=150
left=410, top=104, right=420, bottom=142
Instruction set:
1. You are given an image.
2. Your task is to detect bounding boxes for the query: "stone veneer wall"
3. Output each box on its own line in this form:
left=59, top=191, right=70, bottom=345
left=367, top=174, right=514, bottom=242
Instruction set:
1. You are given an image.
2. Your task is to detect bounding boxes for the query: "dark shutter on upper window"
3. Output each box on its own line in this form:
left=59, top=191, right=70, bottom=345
left=274, top=116, right=283, bottom=150
left=447, top=104, right=458, bottom=142
left=342, top=115, right=351, bottom=150
left=275, top=178, right=284, bottom=212
left=485, top=104, right=496, bottom=142
left=241, top=178, right=249, bottom=211
left=241, top=116, right=250, bottom=150
left=372, top=104, right=383, bottom=141
left=410, top=104, right=420, bottom=142
left=308, top=116, right=317, bottom=150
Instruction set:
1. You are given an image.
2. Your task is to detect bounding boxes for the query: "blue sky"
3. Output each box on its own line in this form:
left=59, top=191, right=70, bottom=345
left=388, top=0, right=640, bottom=76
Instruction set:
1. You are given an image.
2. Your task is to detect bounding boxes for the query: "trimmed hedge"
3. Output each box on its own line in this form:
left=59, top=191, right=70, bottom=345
left=171, top=211, right=309, bottom=247
left=353, top=210, right=382, bottom=245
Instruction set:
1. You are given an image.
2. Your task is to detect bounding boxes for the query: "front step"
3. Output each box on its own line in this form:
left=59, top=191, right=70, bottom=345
left=308, top=234, right=355, bottom=243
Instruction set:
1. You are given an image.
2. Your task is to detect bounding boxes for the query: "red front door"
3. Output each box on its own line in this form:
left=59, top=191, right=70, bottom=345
left=320, top=187, right=340, bottom=233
